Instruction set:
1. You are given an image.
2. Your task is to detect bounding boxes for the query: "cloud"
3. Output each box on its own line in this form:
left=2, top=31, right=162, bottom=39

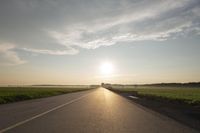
left=0, top=0, right=199, bottom=57
left=46, top=0, right=200, bottom=50
left=23, top=47, right=78, bottom=55
left=0, top=43, right=26, bottom=65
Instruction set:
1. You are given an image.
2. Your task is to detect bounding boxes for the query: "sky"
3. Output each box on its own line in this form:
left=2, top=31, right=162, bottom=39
left=0, top=0, right=200, bottom=85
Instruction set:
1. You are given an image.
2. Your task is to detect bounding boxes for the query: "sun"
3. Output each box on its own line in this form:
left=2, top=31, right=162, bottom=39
left=100, top=62, right=114, bottom=75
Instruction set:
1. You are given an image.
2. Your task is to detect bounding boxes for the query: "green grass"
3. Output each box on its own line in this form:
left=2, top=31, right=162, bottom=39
left=0, top=86, right=95, bottom=104
left=111, top=86, right=200, bottom=105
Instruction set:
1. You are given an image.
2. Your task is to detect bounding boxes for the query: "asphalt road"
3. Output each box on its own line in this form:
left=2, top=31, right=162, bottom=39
left=0, top=87, right=198, bottom=133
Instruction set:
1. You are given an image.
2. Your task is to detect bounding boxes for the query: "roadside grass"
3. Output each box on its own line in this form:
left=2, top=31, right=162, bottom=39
left=0, top=86, right=95, bottom=104
left=110, top=86, right=200, bottom=105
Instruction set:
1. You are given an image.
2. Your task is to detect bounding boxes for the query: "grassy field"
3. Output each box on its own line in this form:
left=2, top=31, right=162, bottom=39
left=0, top=86, right=96, bottom=104
left=110, top=86, right=200, bottom=105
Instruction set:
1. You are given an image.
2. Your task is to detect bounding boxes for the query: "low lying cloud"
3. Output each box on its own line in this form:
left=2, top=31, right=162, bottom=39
left=0, top=43, right=26, bottom=66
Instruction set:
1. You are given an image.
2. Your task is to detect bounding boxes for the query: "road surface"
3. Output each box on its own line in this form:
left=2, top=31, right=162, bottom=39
left=0, top=87, right=198, bottom=133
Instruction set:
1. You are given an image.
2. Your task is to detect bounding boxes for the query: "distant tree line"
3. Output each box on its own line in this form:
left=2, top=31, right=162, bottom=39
left=101, top=82, right=200, bottom=88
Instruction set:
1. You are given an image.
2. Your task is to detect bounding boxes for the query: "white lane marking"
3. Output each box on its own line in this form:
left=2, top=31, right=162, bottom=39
left=129, top=96, right=139, bottom=99
left=0, top=92, right=91, bottom=133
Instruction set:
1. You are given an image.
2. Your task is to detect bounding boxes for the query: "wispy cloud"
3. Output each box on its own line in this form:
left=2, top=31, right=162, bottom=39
left=0, top=43, right=26, bottom=65
left=0, top=0, right=199, bottom=57
left=47, top=0, right=200, bottom=51
left=23, top=47, right=78, bottom=55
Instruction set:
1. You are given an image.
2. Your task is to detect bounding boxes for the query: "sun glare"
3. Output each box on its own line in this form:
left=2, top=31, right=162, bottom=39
left=100, top=62, right=114, bottom=75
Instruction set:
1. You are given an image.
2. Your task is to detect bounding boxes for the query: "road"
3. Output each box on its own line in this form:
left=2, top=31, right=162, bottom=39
left=0, top=87, right=198, bottom=133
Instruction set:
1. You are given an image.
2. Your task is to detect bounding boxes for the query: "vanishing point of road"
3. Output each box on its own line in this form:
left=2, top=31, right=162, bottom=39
left=0, top=87, right=198, bottom=133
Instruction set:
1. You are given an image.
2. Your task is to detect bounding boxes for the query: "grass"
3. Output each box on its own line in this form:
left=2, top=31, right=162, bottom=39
left=110, top=86, right=200, bottom=105
left=0, top=86, right=95, bottom=104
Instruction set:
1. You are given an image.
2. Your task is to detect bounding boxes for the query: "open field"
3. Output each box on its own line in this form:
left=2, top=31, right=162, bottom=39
left=0, top=85, right=96, bottom=104
left=109, top=85, right=200, bottom=105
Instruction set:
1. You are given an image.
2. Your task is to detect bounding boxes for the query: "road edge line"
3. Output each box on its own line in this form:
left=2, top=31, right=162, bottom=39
left=0, top=92, right=92, bottom=133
